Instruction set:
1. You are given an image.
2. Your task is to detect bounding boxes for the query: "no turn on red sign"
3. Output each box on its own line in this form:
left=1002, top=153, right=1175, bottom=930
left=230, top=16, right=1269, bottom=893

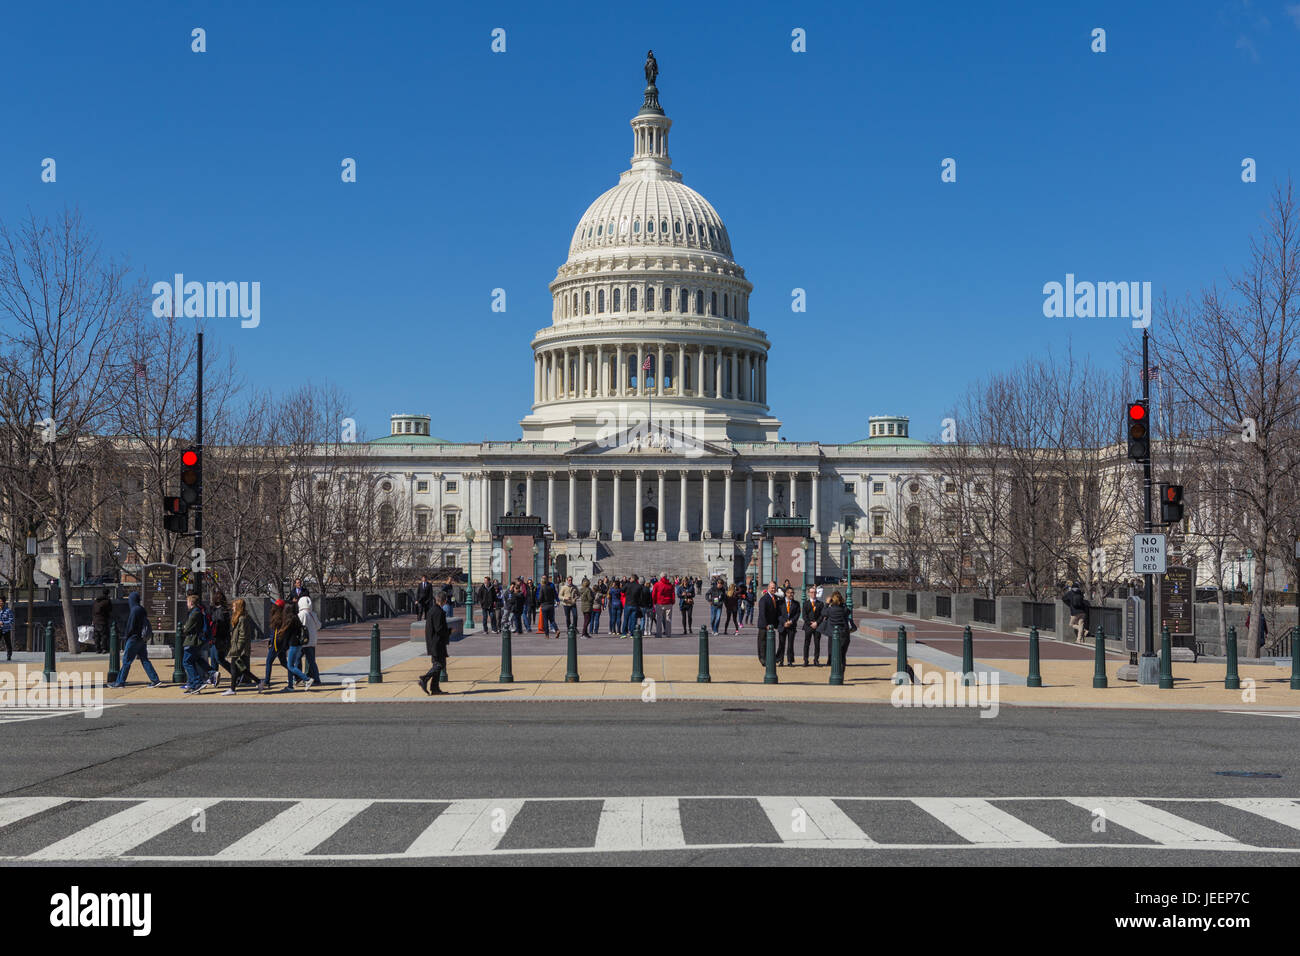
left=1133, top=534, right=1167, bottom=574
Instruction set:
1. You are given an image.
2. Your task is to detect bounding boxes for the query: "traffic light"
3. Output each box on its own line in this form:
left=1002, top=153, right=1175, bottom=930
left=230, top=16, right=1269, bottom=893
left=163, top=494, right=188, bottom=533
left=180, top=447, right=201, bottom=506
left=1126, top=401, right=1149, bottom=460
left=1160, top=484, right=1184, bottom=524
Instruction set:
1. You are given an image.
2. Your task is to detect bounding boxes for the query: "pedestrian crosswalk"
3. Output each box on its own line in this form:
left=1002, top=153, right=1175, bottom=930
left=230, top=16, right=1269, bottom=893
left=0, top=706, right=119, bottom=724
left=1, top=795, right=1298, bottom=860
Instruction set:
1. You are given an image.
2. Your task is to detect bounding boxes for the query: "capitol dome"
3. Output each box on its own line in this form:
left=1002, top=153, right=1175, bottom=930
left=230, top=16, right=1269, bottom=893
left=521, top=57, right=780, bottom=444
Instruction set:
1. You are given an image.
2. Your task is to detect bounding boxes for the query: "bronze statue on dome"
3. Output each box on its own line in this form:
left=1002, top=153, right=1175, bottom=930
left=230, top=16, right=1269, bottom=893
left=645, top=50, right=658, bottom=87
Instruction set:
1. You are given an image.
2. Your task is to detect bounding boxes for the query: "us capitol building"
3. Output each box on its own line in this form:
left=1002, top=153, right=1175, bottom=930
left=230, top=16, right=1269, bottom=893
left=370, top=56, right=932, bottom=583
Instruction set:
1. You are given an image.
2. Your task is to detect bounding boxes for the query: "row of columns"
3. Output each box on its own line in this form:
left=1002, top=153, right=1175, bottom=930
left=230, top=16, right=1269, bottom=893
left=472, top=469, right=822, bottom=541
left=534, top=344, right=767, bottom=404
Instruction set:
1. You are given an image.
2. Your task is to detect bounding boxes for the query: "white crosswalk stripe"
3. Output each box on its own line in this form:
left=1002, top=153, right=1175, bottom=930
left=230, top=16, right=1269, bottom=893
left=0, top=795, right=1296, bottom=860
left=758, top=796, right=874, bottom=843
left=594, top=797, right=686, bottom=851
left=28, top=798, right=220, bottom=860
left=214, top=799, right=372, bottom=859
left=1066, top=798, right=1239, bottom=846
left=913, top=798, right=1058, bottom=846
left=0, top=707, right=111, bottom=724
left=404, top=799, right=523, bottom=856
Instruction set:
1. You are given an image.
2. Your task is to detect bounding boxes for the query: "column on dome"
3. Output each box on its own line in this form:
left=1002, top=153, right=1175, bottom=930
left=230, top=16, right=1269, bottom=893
left=714, top=348, right=723, bottom=397
left=729, top=352, right=737, bottom=400
left=742, top=352, right=750, bottom=401
left=580, top=346, right=588, bottom=398
left=534, top=355, right=540, bottom=404
left=678, top=472, right=688, bottom=541
left=723, top=471, right=732, bottom=538
left=677, top=344, right=685, bottom=395
left=768, top=472, right=775, bottom=518
left=701, top=471, right=711, bottom=539
left=657, top=344, right=664, bottom=397
left=615, top=345, right=624, bottom=397
left=612, top=471, right=623, bottom=541
left=589, top=469, right=598, bottom=537
left=596, top=345, right=605, bottom=398
left=696, top=345, right=705, bottom=397
left=558, top=348, right=567, bottom=399
left=635, top=472, right=645, bottom=541
left=567, top=470, right=578, bottom=538
left=656, top=470, right=666, bottom=541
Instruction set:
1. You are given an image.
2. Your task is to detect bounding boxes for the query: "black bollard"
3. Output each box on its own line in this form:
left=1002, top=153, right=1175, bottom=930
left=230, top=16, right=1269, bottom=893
left=893, top=625, right=911, bottom=685
left=1093, top=623, right=1108, bottom=689
left=565, top=624, right=579, bottom=683
left=108, top=620, right=121, bottom=684
left=1027, top=626, right=1042, bottom=688
left=1159, top=626, right=1173, bottom=690
left=171, top=627, right=186, bottom=684
left=631, top=626, right=645, bottom=682
left=961, top=625, right=974, bottom=686
left=499, top=622, right=514, bottom=683
left=1225, top=625, right=1240, bottom=691
left=764, top=627, right=778, bottom=684
left=829, top=624, right=844, bottom=685
left=43, top=620, right=56, bottom=683
left=697, top=625, right=711, bottom=683
left=1291, top=625, right=1299, bottom=691
left=368, top=622, right=383, bottom=683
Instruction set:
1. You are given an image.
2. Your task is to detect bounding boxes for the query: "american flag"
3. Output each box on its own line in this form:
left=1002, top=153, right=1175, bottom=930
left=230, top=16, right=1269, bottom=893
left=1141, top=366, right=1160, bottom=382
left=133, top=360, right=147, bottom=378
left=642, top=355, right=653, bottom=371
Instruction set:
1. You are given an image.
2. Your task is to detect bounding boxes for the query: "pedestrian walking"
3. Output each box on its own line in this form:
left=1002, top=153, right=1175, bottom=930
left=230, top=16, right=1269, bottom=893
left=560, top=576, right=578, bottom=633
left=708, top=577, right=725, bottom=634
left=210, top=590, right=233, bottom=688
left=109, top=591, right=161, bottom=687
left=415, top=574, right=433, bottom=621
left=652, top=574, right=675, bottom=637
left=280, top=599, right=309, bottom=690
left=297, top=595, right=322, bottom=686
left=222, top=598, right=256, bottom=696
left=608, top=579, right=624, bottom=636
left=0, top=597, right=13, bottom=661
left=538, top=575, right=558, bottom=637
left=1063, top=581, right=1090, bottom=643
left=678, top=578, right=695, bottom=634
left=418, top=591, right=451, bottom=695
left=723, top=583, right=739, bottom=634
left=259, top=599, right=289, bottom=692
left=180, top=592, right=208, bottom=694
left=90, top=588, right=113, bottom=653
left=579, top=578, right=595, bottom=637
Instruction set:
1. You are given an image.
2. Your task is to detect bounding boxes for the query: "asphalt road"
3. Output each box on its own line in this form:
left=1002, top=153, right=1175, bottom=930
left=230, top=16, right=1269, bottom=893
left=0, top=701, right=1296, bottom=866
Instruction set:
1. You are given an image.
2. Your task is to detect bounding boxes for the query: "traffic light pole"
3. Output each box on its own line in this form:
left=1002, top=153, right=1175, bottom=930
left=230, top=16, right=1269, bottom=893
left=1139, top=327, right=1158, bottom=685
left=195, top=331, right=203, bottom=604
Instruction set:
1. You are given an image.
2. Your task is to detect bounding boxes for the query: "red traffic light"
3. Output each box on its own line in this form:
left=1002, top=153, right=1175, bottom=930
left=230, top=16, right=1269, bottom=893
left=1165, top=486, right=1177, bottom=502
left=1128, top=402, right=1146, bottom=421
left=182, top=449, right=199, bottom=467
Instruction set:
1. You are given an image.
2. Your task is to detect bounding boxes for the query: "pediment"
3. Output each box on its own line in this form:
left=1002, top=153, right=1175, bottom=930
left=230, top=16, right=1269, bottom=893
left=568, top=423, right=734, bottom=460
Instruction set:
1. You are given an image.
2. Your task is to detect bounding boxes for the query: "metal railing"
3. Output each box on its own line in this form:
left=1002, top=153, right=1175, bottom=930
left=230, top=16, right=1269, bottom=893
left=905, top=593, right=917, bottom=614
left=1021, top=601, right=1056, bottom=631
left=973, top=598, right=996, bottom=625
left=935, top=594, right=951, bottom=618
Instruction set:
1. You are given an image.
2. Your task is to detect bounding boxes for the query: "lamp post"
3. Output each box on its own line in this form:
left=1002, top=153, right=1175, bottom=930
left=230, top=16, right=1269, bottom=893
left=843, top=527, right=855, bottom=619
left=465, top=525, right=476, bottom=631
left=505, top=537, right=513, bottom=584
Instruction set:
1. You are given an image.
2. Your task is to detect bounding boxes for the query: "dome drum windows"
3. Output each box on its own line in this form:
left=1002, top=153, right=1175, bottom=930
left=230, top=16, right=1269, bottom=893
left=711, top=291, right=717, bottom=315
left=584, top=291, right=591, bottom=314
left=633, top=219, right=641, bottom=234
left=629, top=287, right=638, bottom=311
left=678, top=289, right=688, bottom=313
left=612, top=288, right=621, bottom=312
left=646, top=287, right=655, bottom=310
left=695, top=291, right=704, bottom=315
left=597, top=289, right=605, bottom=313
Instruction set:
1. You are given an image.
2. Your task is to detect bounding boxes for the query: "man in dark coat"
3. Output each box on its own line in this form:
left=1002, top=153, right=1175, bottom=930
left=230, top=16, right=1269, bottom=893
left=90, top=589, right=113, bottom=652
left=755, top=581, right=780, bottom=665
left=802, top=591, right=827, bottom=665
left=778, top=588, right=801, bottom=666
left=415, top=575, right=433, bottom=621
left=419, top=591, right=451, bottom=696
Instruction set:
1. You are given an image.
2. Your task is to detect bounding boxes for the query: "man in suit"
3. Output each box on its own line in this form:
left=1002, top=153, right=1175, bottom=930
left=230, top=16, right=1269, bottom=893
left=291, top=579, right=309, bottom=603
left=415, top=575, right=433, bottom=621
left=803, top=591, right=827, bottom=665
left=419, top=590, right=451, bottom=696
left=755, top=581, right=780, bottom=665
left=778, top=589, right=801, bottom=665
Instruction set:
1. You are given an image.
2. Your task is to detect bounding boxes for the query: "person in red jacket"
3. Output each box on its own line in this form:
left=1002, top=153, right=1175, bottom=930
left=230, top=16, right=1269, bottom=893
left=651, top=575, right=675, bottom=637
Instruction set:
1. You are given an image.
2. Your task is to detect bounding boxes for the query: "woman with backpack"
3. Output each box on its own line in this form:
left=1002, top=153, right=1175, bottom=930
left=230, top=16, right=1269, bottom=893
left=209, top=590, right=233, bottom=689
left=297, top=596, right=322, bottom=687
left=280, top=600, right=310, bottom=691
left=723, top=583, right=739, bottom=635
left=259, top=598, right=293, bottom=692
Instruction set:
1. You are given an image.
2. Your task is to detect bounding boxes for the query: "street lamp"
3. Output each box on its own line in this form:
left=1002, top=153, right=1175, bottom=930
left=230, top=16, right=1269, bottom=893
left=843, top=526, right=856, bottom=619
left=505, top=537, right=514, bottom=584
left=532, top=542, right=540, bottom=583
left=465, top=525, right=476, bottom=630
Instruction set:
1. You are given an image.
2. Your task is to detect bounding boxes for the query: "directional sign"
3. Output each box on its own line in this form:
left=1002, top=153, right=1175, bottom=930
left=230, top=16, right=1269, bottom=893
left=1132, top=534, right=1167, bottom=574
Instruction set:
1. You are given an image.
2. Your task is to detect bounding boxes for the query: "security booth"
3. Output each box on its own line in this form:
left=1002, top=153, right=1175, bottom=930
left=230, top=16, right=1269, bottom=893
left=492, top=515, right=549, bottom=582
left=756, top=516, right=815, bottom=596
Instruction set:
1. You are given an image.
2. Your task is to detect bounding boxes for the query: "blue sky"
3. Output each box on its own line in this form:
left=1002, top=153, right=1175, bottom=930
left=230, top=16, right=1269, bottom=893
left=3, top=0, right=1297, bottom=443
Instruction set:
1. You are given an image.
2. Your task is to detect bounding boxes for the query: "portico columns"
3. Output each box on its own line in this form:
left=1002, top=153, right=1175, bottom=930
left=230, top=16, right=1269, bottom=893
left=596, top=346, right=605, bottom=397
left=568, top=470, right=578, bottom=538
left=616, top=346, right=624, bottom=397
left=702, top=471, right=711, bottom=539
left=657, top=345, right=665, bottom=397
left=526, top=473, right=534, bottom=516
left=790, top=472, right=798, bottom=518
left=745, top=472, right=754, bottom=536
left=723, top=471, right=732, bottom=538
left=768, top=473, right=776, bottom=517
left=612, top=472, right=623, bottom=541
left=635, top=472, right=645, bottom=541
left=656, top=470, right=666, bottom=540
left=677, top=344, right=685, bottom=395
left=589, top=469, right=598, bottom=537
left=811, top=472, right=820, bottom=537
left=696, top=346, right=705, bottom=397
left=547, top=472, right=556, bottom=532
left=678, top=472, right=688, bottom=541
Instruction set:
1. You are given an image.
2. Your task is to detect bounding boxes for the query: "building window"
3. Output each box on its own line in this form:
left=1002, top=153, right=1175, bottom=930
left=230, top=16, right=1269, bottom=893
left=665, top=355, right=674, bottom=388
left=442, top=551, right=457, bottom=568
left=445, top=480, right=458, bottom=494
left=674, top=220, right=682, bottom=236
left=633, top=219, right=641, bottom=234
left=597, top=289, right=605, bottom=313
left=872, top=514, right=885, bottom=536
left=907, top=507, right=921, bottom=535
left=597, top=223, right=603, bottom=236
left=661, top=218, right=668, bottom=235
left=584, top=291, right=590, bottom=314
left=944, top=481, right=956, bottom=493
left=444, top=513, right=458, bottom=535
left=695, top=291, right=704, bottom=314
left=646, top=287, right=655, bottom=310
left=687, top=221, right=694, bottom=237
left=379, top=503, right=395, bottom=536
left=381, top=480, right=393, bottom=492
left=613, top=288, right=621, bottom=311
left=647, top=219, right=655, bottom=234
left=873, top=556, right=885, bottom=570
left=678, top=289, right=688, bottom=312
left=416, top=513, right=429, bottom=535
left=844, top=482, right=856, bottom=495
left=711, top=291, right=717, bottom=315
left=629, top=287, right=638, bottom=311
left=974, top=482, right=986, bottom=494
left=872, top=482, right=884, bottom=494
left=416, top=481, right=429, bottom=493
left=723, top=294, right=729, bottom=317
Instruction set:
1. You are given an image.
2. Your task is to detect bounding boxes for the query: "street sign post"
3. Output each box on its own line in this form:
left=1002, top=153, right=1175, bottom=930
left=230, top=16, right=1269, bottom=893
left=141, top=563, right=180, bottom=638
left=1160, top=565, right=1194, bottom=637
left=1133, top=534, right=1167, bottom=575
